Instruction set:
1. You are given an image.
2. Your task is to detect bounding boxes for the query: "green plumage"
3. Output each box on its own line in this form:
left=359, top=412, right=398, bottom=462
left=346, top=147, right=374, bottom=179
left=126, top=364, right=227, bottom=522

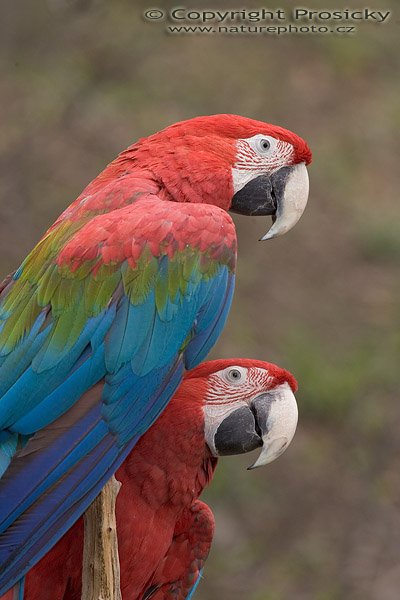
left=0, top=219, right=233, bottom=359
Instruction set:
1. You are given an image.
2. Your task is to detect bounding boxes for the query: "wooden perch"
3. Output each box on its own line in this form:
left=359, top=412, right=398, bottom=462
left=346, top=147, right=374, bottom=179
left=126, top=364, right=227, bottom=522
left=82, top=476, right=122, bottom=600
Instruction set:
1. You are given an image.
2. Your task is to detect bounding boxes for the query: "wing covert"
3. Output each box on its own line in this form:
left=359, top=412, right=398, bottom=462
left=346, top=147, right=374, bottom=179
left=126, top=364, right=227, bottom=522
left=0, top=189, right=236, bottom=594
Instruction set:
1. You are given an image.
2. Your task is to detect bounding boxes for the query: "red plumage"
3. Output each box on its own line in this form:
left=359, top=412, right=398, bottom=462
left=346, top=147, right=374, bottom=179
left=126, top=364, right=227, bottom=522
left=0, top=113, right=308, bottom=597
left=22, top=368, right=215, bottom=600
left=53, top=113, right=311, bottom=226
left=57, top=194, right=236, bottom=271
left=18, top=358, right=297, bottom=600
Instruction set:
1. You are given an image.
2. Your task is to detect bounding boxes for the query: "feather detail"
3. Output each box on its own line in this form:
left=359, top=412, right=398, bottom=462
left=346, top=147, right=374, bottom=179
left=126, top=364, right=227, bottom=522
left=0, top=185, right=236, bottom=594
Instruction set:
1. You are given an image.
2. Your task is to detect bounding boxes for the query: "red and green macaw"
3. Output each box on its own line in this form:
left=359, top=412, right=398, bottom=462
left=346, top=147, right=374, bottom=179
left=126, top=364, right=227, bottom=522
left=12, top=358, right=298, bottom=600
left=0, top=114, right=311, bottom=595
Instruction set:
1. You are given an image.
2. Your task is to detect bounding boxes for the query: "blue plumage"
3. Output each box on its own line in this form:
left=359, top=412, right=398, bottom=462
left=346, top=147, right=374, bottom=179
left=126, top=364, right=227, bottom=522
left=0, top=197, right=236, bottom=594
left=186, top=569, right=203, bottom=599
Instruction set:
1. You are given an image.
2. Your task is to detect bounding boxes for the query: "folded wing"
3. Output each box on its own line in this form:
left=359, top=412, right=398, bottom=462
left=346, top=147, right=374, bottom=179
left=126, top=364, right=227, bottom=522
left=0, top=186, right=236, bottom=593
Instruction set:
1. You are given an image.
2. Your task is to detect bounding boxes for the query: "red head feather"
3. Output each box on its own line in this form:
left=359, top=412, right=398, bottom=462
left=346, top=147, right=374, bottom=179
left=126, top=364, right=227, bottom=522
left=58, top=114, right=311, bottom=218
left=185, top=358, right=298, bottom=393
left=114, top=114, right=311, bottom=209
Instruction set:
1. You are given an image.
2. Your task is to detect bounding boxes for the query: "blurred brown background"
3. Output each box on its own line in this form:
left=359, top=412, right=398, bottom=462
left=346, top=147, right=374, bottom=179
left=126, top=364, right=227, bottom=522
left=0, top=1, right=399, bottom=598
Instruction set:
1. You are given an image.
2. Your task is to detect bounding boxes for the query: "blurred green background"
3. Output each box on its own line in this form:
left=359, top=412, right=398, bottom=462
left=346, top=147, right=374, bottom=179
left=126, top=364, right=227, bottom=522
left=0, top=1, right=399, bottom=598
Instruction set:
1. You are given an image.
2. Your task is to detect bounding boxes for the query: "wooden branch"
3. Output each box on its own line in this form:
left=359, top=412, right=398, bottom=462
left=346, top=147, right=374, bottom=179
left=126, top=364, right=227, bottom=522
left=82, top=476, right=122, bottom=600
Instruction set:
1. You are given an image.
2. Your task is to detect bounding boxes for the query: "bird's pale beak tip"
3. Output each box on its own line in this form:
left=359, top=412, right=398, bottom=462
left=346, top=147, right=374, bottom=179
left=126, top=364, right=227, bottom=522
left=259, top=232, right=274, bottom=242
left=247, top=454, right=269, bottom=470
left=247, top=463, right=260, bottom=471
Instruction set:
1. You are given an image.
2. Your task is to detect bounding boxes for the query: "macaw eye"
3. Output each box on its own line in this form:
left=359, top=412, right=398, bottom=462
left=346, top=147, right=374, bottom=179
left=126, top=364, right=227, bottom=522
left=228, top=368, right=242, bottom=381
left=259, top=139, right=271, bottom=151
left=221, top=366, right=247, bottom=384
left=246, top=134, right=277, bottom=156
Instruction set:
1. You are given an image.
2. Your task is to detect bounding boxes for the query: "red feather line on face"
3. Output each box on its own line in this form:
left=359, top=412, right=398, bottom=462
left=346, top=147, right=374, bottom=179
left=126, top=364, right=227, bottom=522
left=203, top=368, right=286, bottom=406
left=185, top=358, right=298, bottom=393
left=234, top=138, right=295, bottom=173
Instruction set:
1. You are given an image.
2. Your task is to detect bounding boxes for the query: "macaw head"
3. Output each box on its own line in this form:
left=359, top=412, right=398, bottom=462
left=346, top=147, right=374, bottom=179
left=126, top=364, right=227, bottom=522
left=124, top=114, right=311, bottom=240
left=185, top=358, right=298, bottom=469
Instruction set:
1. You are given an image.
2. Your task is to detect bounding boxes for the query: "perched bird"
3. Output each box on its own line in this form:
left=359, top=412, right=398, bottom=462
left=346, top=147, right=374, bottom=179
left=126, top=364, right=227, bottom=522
left=17, top=358, right=298, bottom=600
left=0, top=114, right=311, bottom=594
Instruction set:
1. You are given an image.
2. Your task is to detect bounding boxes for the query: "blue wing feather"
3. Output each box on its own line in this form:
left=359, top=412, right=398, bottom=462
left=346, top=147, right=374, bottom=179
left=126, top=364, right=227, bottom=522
left=186, top=569, right=203, bottom=599
left=0, top=433, right=19, bottom=476
left=0, top=360, right=185, bottom=590
left=0, top=314, right=49, bottom=398
left=11, top=343, right=105, bottom=435
left=185, top=268, right=234, bottom=369
left=0, top=202, right=236, bottom=594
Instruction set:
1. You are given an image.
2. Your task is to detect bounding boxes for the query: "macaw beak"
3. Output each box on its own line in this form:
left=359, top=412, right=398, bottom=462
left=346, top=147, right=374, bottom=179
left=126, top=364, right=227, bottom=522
left=230, top=163, right=309, bottom=240
left=205, top=383, right=298, bottom=469
left=246, top=384, right=298, bottom=469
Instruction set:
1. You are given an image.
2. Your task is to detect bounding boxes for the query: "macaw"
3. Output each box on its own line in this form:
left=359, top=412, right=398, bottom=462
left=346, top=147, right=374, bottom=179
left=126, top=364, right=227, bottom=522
left=10, top=358, right=298, bottom=600
left=0, top=114, right=311, bottom=594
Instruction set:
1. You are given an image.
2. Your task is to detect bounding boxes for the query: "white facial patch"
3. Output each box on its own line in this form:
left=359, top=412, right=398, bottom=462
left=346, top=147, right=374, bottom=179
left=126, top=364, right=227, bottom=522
left=203, top=366, right=275, bottom=457
left=232, top=135, right=294, bottom=194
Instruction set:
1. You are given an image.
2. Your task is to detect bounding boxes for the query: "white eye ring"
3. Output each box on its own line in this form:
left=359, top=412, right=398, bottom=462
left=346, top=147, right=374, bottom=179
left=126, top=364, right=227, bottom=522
left=255, top=135, right=276, bottom=155
left=246, top=134, right=278, bottom=156
left=221, top=366, right=247, bottom=385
